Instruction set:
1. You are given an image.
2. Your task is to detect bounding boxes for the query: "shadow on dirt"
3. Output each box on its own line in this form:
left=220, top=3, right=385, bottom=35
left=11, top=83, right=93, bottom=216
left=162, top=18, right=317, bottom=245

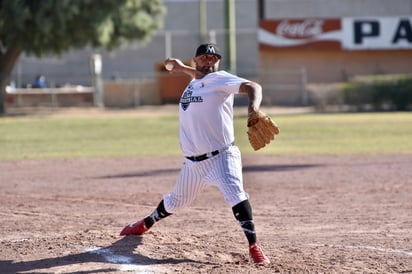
left=96, top=164, right=322, bottom=180
left=0, top=236, right=208, bottom=274
left=243, top=163, right=323, bottom=172
left=98, top=168, right=180, bottom=179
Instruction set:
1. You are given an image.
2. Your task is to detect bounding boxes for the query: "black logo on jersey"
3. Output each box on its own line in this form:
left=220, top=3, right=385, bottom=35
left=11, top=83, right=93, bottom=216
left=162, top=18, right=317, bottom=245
left=180, top=87, right=203, bottom=111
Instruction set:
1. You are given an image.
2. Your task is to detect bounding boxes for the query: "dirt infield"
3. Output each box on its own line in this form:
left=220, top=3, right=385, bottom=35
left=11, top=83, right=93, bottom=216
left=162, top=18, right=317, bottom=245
left=1, top=154, right=411, bottom=273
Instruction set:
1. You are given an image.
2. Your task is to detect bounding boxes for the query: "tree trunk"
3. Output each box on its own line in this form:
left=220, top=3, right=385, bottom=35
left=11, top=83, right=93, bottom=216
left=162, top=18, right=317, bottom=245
left=0, top=46, right=22, bottom=115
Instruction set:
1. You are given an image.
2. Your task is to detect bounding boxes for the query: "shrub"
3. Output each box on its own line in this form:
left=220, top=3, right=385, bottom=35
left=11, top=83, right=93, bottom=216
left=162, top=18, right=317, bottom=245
left=343, top=74, right=412, bottom=111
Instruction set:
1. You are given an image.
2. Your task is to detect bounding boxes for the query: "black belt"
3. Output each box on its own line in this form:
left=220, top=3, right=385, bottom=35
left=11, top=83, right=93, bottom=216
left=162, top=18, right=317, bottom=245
left=186, top=150, right=219, bottom=162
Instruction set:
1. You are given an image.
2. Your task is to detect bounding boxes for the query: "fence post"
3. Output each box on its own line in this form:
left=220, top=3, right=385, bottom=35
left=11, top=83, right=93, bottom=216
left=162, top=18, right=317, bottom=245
left=51, top=88, right=58, bottom=108
left=300, top=67, right=308, bottom=105
left=165, top=31, right=172, bottom=58
left=90, top=54, right=104, bottom=108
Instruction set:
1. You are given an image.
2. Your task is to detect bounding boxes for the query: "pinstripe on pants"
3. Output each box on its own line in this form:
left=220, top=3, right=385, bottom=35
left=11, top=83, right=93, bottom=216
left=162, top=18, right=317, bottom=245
left=163, top=145, right=249, bottom=213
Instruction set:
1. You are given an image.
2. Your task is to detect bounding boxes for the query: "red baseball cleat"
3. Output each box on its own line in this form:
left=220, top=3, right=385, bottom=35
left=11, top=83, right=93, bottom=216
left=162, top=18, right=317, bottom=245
left=249, top=243, right=270, bottom=265
left=120, top=219, right=149, bottom=236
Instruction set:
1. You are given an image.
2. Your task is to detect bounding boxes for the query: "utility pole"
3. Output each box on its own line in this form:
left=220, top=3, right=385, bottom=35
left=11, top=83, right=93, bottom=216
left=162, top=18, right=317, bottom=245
left=199, top=0, right=207, bottom=43
left=225, top=0, right=236, bottom=73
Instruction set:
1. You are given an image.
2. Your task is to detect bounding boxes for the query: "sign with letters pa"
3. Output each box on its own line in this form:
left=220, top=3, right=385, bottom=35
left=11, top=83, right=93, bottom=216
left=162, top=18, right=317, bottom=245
left=259, top=16, right=412, bottom=50
left=342, top=17, right=412, bottom=50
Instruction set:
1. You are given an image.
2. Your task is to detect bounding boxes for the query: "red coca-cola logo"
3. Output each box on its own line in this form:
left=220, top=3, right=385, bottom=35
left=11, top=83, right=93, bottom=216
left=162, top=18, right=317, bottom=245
left=276, top=19, right=324, bottom=38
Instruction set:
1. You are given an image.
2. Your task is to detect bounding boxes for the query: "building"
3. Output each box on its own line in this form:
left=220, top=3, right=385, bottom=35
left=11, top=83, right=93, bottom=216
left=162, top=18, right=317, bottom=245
left=10, top=0, right=412, bottom=106
left=260, top=0, right=412, bottom=83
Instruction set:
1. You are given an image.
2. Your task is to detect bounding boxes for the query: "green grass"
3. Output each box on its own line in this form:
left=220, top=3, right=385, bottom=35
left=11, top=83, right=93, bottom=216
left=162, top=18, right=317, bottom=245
left=1, top=112, right=412, bottom=160
left=249, top=112, right=412, bottom=155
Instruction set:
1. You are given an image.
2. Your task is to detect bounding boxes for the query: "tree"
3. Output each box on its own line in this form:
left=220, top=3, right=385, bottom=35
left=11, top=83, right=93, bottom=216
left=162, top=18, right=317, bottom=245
left=0, top=0, right=165, bottom=114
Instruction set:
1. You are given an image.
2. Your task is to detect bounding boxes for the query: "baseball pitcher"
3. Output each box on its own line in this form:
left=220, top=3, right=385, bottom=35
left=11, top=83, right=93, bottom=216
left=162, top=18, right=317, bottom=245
left=120, top=43, right=279, bottom=265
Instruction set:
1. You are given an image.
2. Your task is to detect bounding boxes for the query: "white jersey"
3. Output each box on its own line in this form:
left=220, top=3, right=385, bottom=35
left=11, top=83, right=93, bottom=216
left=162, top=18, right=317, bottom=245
left=179, top=70, right=249, bottom=156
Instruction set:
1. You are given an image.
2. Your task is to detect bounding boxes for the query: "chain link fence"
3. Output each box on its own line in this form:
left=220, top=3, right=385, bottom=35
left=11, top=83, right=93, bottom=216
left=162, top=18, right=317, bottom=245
left=8, top=29, right=308, bottom=108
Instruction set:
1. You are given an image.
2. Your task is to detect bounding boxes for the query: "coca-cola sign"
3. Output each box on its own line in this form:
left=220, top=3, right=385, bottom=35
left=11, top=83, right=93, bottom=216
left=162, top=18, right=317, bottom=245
left=276, top=19, right=325, bottom=39
left=259, top=18, right=341, bottom=49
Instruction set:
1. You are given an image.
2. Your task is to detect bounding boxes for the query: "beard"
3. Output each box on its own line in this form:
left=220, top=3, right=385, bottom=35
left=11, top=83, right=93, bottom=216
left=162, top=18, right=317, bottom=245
left=197, top=65, right=216, bottom=75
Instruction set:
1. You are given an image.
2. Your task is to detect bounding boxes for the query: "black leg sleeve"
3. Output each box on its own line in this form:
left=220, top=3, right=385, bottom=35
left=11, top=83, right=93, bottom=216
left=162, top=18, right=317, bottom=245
left=232, top=200, right=257, bottom=245
left=232, top=200, right=253, bottom=221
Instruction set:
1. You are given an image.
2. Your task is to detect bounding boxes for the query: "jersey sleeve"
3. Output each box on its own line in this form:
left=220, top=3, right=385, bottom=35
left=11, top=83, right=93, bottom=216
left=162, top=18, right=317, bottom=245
left=217, top=71, right=250, bottom=95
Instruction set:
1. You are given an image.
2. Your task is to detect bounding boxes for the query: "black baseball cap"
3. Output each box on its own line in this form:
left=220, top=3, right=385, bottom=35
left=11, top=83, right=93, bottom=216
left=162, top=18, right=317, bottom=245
left=195, top=43, right=222, bottom=59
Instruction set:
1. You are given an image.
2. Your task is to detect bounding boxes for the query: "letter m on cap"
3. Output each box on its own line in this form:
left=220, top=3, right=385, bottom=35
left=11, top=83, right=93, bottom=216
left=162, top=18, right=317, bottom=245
left=206, top=45, right=216, bottom=54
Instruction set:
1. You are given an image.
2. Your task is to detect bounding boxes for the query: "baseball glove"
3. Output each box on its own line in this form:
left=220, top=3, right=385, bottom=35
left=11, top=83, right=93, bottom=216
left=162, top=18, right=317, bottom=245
left=247, top=110, right=280, bottom=151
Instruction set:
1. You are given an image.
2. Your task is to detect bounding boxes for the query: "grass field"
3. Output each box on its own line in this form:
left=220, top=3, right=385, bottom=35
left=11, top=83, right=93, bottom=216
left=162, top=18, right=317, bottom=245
left=1, top=111, right=411, bottom=160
